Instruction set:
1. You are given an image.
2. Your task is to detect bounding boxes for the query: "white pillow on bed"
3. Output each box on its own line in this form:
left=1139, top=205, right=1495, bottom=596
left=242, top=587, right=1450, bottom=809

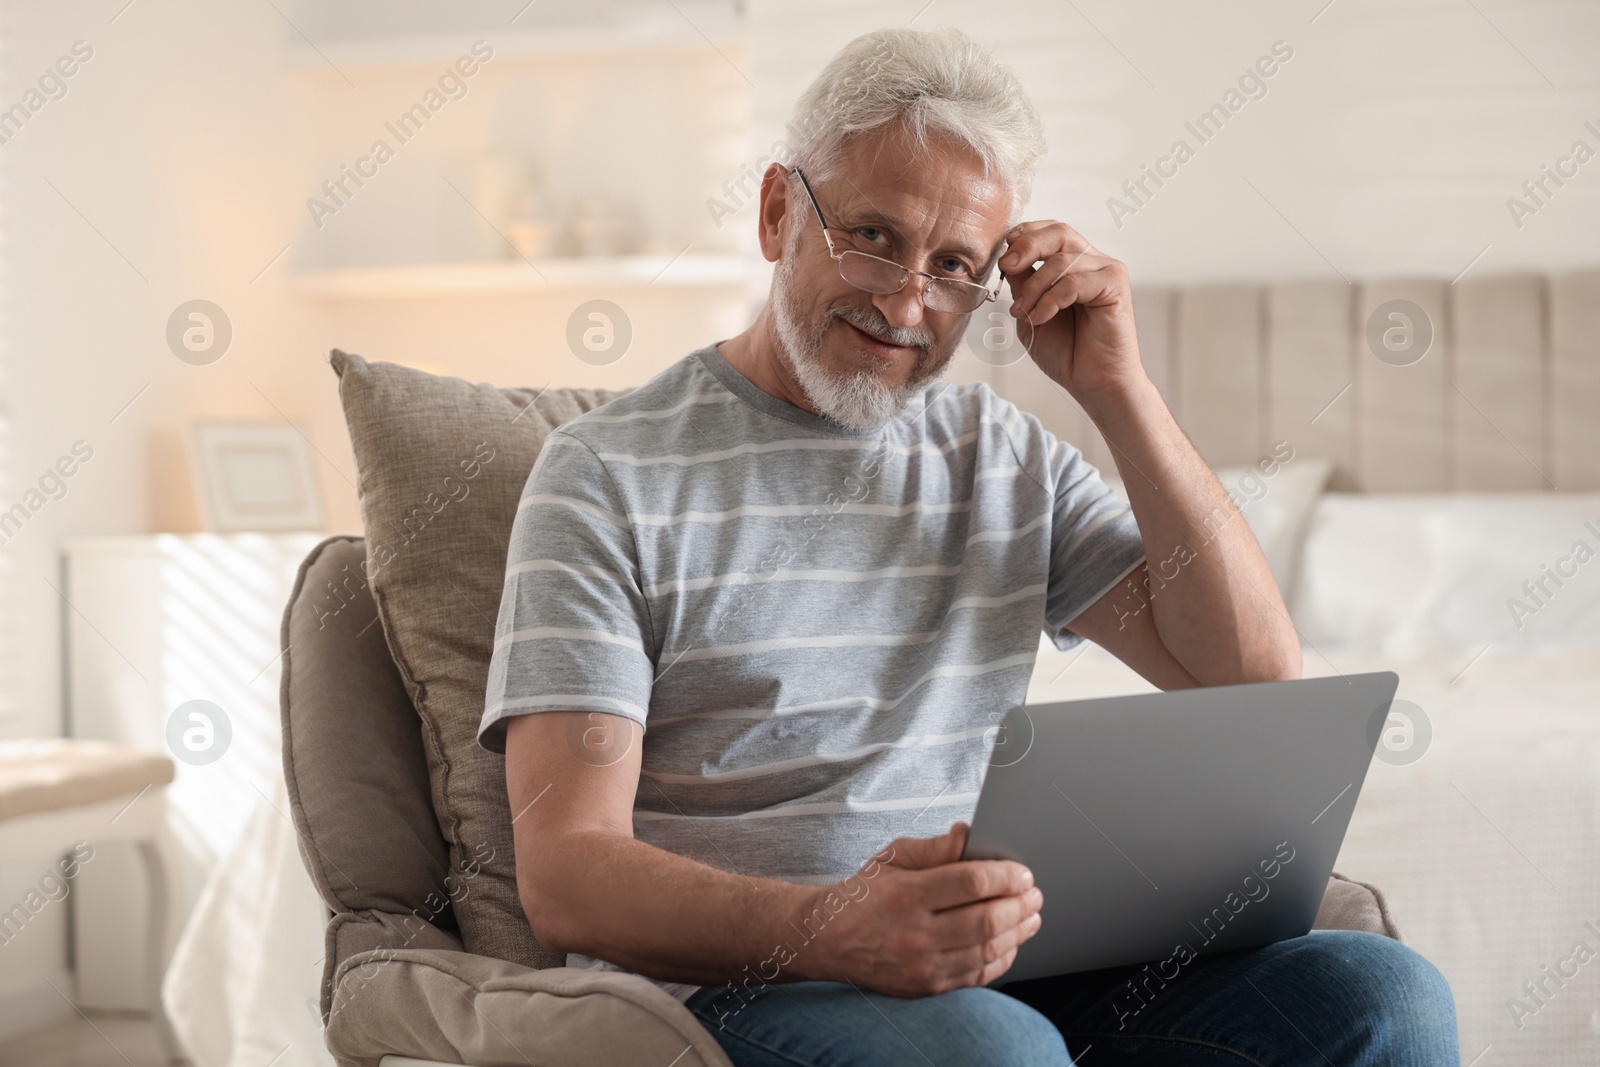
left=1289, top=492, right=1600, bottom=658
left=1099, top=456, right=1333, bottom=602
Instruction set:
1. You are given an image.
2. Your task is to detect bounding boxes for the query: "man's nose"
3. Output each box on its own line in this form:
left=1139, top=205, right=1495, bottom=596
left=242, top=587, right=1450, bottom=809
left=872, top=279, right=928, bottom=330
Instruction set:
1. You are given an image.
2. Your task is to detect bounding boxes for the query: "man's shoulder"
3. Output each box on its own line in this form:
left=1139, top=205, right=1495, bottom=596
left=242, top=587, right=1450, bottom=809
left=554, top=345, right=736, bottom=449
left=922, top=377, right=1039, bottom=440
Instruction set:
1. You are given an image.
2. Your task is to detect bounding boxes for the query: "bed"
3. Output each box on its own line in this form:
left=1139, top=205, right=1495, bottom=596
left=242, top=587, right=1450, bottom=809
left=1011, top=269, right=1600, bottom=1063
left=1029, top=485, right=1600, bottom=1066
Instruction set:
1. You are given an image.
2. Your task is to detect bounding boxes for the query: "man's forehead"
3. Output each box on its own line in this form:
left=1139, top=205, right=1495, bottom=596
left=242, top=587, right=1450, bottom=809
left=826, top=137, right=1011, bottom=256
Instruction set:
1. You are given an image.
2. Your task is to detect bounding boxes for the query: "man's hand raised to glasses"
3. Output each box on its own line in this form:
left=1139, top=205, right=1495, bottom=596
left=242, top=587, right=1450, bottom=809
left=792, top=822, right=1043, bottom=997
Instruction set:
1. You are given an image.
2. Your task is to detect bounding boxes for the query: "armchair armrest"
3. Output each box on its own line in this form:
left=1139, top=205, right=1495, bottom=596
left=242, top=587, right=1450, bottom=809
left=326, top=948, right=733, bottom=1067
left=1315, top=870, right=1404, bottom=941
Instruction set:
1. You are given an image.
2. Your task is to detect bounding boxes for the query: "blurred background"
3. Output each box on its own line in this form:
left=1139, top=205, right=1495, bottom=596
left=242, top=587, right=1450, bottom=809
left=0, top=0, right=1596, bottom=1064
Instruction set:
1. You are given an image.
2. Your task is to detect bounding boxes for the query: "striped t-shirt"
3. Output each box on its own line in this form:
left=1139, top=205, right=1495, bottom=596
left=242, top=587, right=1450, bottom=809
left=479, top=341, right=1146, bottom=1002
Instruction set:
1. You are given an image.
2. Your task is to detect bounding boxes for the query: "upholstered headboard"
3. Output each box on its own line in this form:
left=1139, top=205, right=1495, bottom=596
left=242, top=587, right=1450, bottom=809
left=1001, top=270, right=1600, bottom=492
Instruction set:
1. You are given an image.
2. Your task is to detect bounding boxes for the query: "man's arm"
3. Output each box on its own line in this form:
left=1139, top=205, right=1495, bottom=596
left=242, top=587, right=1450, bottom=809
left=504, top=710, right=1043, bottom=997
left=1065, top=384, right=1301, bottom=688
left=999, top=221, right=1301, bottom=687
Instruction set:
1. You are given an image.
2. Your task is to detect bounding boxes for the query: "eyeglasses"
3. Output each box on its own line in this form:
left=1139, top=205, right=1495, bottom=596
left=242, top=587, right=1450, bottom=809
left=791, top=167, right=1002, bottom=315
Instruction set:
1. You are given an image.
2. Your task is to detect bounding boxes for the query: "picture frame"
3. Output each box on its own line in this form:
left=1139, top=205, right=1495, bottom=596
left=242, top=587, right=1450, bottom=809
left=188, top=422, right=324, bottom=532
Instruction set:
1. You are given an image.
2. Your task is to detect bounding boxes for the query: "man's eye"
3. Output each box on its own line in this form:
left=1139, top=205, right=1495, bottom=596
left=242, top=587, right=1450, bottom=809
left=935, top=257, right=970, bottom=276
left=855, top=227, right=887, bottom=245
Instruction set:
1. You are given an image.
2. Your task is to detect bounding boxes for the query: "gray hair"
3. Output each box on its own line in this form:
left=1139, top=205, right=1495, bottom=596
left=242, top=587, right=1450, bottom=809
left=784, top=28, right=1046, bottom=224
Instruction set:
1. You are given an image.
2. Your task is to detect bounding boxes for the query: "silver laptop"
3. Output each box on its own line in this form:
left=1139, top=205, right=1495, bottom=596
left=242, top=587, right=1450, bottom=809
left=963, top=671, right=1399, bottom=984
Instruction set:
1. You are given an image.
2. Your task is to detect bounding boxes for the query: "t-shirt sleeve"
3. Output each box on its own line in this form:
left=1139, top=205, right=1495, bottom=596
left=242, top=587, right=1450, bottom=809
left=1038, top=430, right=1146, bottom=652
left=478, top=430, right=656, bottom=755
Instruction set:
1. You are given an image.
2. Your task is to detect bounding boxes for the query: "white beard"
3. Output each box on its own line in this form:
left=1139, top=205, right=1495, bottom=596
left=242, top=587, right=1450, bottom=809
left=769, top=231, right=948, bottom=432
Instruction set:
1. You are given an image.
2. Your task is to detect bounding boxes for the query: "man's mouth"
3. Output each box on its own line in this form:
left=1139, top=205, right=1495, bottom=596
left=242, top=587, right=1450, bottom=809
left=841, top=318, right=914, bottom=360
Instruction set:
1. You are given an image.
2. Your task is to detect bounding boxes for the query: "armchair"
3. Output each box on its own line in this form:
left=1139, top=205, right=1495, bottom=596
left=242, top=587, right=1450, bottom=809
left=278, top=353, right=1402, bottom=1066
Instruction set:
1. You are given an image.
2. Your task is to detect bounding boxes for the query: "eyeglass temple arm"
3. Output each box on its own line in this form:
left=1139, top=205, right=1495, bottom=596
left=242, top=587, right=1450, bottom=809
left=791, top=166, right=848, bottom=259
left=790, top=166, right=828, bottom=229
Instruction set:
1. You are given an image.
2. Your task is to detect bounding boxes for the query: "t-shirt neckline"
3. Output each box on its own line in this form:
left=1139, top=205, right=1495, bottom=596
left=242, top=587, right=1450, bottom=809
left=695, top=341, right=887, bottom=438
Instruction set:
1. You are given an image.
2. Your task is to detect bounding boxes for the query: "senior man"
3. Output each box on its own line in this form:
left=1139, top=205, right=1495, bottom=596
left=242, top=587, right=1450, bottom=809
left=480, top=26, right=1457, bottom=1067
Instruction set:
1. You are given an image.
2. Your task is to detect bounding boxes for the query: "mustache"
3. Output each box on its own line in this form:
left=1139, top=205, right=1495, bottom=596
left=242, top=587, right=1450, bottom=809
left=829, top=303, right=933, bottom=351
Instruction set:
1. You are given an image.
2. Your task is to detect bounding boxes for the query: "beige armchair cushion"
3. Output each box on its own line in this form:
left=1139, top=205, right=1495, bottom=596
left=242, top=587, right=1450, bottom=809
left=326, top=944, right=733, bottom=1067
left=330, top=350, right=630, bottom=970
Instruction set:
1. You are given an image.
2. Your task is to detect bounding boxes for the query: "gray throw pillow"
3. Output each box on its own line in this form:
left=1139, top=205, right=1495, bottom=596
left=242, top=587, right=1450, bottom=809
left=330, top=348, right=630, bottom=969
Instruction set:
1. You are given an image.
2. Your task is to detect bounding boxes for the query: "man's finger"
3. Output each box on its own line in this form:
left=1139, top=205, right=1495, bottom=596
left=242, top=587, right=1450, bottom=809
left=1000, top=221, right=1096, bottom=273
left=928, top=885, right=1043, bottom=950
left=1006, top=251, right=1115, bottom=319
left=930, top=895, right=1043, bottom=964
left=878, top=823, right=964, bottom=872
left=1020, top=261, right=1126, bottom=327
left=913, top=858, right=1035, bottom=912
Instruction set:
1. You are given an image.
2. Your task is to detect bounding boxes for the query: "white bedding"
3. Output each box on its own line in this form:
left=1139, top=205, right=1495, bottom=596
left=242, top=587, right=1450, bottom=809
left=1291, top=492, right=1600, bottom=660
left=1033, top=451, right=1600, bottom=1066
left=162, top=774, right=336, bottom=1067
left=1029, top=637, right=1600, bottom=1064
left=1289, top=493, right=1600, bottom=1064
left=1332, top=649, right=1600, bottom=1066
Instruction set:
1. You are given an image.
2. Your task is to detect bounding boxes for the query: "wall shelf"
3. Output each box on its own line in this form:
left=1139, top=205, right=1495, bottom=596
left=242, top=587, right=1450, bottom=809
left=282, top=14, right=744, bottom=71
left=288, top=255, right=751, bottom=299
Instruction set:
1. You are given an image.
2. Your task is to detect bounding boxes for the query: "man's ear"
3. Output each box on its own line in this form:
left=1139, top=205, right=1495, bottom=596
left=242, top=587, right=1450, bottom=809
left=755, top=163, right=793, bottom=264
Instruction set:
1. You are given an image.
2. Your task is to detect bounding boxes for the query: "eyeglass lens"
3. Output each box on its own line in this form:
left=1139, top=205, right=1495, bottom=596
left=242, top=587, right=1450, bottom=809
left=836, top=251, right=988, bottom=314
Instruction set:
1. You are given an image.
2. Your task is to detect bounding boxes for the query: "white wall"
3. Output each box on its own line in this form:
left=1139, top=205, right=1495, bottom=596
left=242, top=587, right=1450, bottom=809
left=6, top=0, right=1590, bottom=733
left=0, top=0, right=327, bottom=1026
left=751, top=0, right=1600, bottom=284
left=0, top=0, right=749, bottom=1027
left=0, top=0, right=752, bottom=740
left=745, top=0, right=1600, bottom=488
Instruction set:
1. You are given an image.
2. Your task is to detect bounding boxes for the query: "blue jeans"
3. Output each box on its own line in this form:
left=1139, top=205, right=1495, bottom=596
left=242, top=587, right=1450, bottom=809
left=684, top=930, right=1457, bottom=1066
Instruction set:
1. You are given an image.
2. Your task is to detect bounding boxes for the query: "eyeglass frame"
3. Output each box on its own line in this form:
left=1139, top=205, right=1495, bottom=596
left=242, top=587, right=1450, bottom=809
left=789, top=166, right=1004, bottom=315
